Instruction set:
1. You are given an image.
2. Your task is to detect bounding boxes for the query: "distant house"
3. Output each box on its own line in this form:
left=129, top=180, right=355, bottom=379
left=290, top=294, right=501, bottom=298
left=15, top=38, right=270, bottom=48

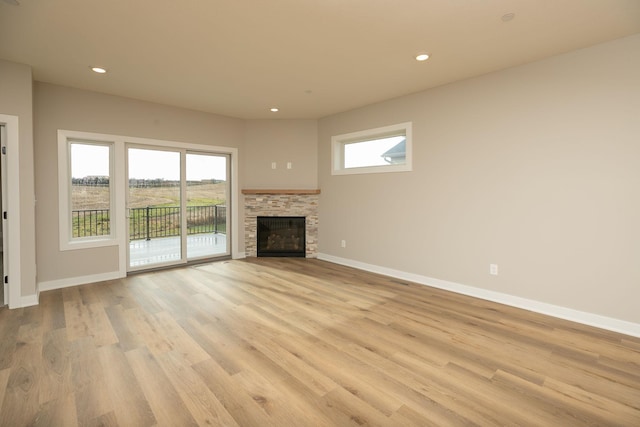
left=381, top=138, right=406, bottom=164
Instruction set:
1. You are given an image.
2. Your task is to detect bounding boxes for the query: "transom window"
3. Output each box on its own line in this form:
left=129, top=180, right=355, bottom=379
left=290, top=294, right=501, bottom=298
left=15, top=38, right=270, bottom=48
left=332, top=122, right=412, bottom=175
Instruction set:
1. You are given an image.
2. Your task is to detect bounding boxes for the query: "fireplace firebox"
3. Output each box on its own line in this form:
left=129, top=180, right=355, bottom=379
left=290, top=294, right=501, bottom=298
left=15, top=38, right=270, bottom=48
left=257, top=216, right=306, bottom=257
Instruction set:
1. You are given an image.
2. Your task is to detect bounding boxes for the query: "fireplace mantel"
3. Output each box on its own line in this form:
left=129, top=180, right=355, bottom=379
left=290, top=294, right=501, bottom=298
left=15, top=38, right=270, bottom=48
left=242, top=189, right=320, bottom=195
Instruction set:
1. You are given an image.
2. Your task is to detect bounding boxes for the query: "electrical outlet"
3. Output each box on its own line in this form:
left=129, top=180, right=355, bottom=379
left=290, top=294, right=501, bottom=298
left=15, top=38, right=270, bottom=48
left=271, top=162, right=276, bottom=169
left=341, top=240, right=346, bottom=248
left=489, top=264, right=499, bottom=275
left=287, top=162, right=292, bottom=169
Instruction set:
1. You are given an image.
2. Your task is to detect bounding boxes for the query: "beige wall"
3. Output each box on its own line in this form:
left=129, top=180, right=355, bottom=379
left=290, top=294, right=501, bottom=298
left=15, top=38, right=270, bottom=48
left=0, top=59, right=37, bottom=298
left=318, top=34, right=640, bottom=324
left=34, top=83, right=245, bottom=283
left=33, top=85, right=320, bottom=286
left=243, top=119, right=318, bottom=189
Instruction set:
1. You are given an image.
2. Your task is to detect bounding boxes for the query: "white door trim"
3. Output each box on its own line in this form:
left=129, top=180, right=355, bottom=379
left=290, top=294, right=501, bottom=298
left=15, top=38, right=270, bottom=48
left=0, top=114, right=21, bottom=309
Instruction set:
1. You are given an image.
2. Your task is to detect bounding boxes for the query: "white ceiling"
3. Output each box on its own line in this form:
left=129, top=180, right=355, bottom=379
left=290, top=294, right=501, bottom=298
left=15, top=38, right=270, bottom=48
left=1, top=0, right=639, bottom=119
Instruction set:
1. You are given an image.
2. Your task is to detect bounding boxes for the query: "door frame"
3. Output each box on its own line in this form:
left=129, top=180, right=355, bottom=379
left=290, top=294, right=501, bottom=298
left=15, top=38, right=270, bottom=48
left=126, top=146, right=232, bottom=272
left=184, top=150, right=231, bottom=261
left=0, top=114, right=22, bottom=308
left=126, top=144, right=185, bottom=272
left=125, top=141, right=237, bottom=272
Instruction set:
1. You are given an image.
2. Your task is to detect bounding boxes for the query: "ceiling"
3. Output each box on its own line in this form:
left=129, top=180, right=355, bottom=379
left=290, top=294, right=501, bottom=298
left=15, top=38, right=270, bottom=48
left=1, top=0, right=639, bottom=119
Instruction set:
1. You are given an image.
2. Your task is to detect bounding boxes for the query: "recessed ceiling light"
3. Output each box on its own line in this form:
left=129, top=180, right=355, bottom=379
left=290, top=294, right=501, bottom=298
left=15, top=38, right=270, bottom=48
left=415, top=53, right=430, bottom=62
left=270, top=107, right=279, bottom=112
left=501, top=13, right=515, bottom=22
left=91, top=67, right=107, bottom=74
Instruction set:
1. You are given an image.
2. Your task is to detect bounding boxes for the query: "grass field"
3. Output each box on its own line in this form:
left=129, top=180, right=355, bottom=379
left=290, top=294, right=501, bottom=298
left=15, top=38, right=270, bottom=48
left=72, top=182, right=227, bottom=238
left=72, top=182, right=227, bottom=209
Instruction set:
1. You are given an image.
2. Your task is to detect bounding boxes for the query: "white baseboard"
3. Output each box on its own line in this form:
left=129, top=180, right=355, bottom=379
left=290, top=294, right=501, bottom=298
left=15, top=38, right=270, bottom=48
left=20, top=293, right=39, bottom=308
left=234, top=251, right=247, bottom=259
left=39, top=270, right=125, bottom=293
left=318, top=253, right=640, bottom=338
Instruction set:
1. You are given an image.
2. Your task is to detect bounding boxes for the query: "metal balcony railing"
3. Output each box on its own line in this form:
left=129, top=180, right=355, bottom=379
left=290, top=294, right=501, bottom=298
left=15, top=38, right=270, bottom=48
left=71, top=205, right=227, bottom=240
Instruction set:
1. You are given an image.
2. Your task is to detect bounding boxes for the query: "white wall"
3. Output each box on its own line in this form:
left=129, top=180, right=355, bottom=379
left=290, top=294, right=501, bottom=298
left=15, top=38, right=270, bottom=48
left=318, top=34, right=640, bottom=328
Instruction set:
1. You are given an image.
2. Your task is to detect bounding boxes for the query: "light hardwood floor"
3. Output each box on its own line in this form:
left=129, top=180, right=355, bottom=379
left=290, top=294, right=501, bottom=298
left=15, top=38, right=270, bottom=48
left=1, top=258, right=639, bottom=426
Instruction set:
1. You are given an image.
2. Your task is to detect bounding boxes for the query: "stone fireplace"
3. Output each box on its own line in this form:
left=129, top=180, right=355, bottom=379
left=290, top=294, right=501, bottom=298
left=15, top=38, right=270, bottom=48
left=243, top=189, right=319, bottom=258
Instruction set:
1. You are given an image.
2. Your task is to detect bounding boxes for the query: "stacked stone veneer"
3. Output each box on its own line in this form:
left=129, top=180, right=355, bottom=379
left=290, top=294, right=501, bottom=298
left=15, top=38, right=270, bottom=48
left=244, top=193, right=319, bottom=258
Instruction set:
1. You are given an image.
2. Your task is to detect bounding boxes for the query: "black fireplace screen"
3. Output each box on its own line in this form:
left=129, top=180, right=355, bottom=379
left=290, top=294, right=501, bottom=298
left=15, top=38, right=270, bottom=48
left=257, top=216, right=305, bottom=257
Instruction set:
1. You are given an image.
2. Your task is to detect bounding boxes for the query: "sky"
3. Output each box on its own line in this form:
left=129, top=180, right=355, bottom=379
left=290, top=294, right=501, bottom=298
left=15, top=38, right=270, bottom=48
left=71, top=144, right=227, bottom=181
left=343, top=135, right=404, bottom=168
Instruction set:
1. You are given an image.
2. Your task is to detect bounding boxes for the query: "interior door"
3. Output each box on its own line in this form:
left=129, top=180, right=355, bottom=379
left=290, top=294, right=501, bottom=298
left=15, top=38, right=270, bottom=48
left=127, top=147, right=182, bottom=270
left=0, top=124, right=6, bottom=306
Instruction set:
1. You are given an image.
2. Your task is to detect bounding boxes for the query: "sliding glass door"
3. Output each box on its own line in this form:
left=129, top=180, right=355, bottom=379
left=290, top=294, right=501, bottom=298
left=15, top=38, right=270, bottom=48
left=128, top=147, right=182, bottom=269
left=186, top=153, right=229, bottom=259
left=127, top=147, right=230, bottom=271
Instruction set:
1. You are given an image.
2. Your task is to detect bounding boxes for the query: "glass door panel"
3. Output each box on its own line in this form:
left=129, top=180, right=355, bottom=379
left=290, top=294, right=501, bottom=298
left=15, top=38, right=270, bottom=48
left=128, top=148, right=182, bottom=269
left=186, top=153, right=229, bottom=259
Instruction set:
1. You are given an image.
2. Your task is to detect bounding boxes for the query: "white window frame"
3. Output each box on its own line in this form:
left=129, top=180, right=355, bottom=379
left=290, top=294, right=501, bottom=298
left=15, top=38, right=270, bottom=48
left=57, top=129, right=240, bottom=263
left=58, top=131, right=118, bottom=250
left=331, top=122, right=412, bottom=175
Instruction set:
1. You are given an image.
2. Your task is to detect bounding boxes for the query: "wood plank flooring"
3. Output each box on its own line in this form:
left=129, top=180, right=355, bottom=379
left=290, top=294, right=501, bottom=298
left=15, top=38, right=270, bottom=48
left=1, top=258, right=639, bottom=426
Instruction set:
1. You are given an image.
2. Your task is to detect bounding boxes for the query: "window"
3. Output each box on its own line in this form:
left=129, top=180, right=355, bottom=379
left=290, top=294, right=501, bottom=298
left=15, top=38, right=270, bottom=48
left=70, top=142, right=111, bottom=238
left=332, top=122, right=412, bottom=175
left=58, top=131, right=116, bottom=250
left=58, top=129, right=240, bottom=261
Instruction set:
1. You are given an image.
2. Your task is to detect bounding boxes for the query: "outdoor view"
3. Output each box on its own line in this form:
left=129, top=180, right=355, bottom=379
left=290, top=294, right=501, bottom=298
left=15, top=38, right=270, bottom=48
left=344, top=135, right=406, bottom=168
left=71, top=143, right=228, bottom=266
left=71, top=143, right=111, bottom=238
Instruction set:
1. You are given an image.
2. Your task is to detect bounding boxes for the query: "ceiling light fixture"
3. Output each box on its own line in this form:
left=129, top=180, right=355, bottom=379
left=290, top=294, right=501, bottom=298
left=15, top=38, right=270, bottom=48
left=91, top=67, right=107, bottom=74
left=415, top=53, right=430, bottom=62
left=270, top=107, right=279, bottom=112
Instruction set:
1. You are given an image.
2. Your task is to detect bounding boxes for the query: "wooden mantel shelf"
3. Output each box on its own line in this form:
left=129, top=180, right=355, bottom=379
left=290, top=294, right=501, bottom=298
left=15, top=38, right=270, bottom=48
left=242, top=189, right=321, bottom=195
